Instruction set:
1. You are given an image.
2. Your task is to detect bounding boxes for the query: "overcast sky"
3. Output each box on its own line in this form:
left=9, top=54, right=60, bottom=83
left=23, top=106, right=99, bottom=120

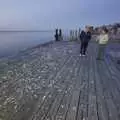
left=0, top=0, right=120, bottom=30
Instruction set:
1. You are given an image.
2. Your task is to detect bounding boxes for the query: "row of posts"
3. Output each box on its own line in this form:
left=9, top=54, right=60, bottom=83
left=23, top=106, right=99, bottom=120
left=69, top=29, right=81, bottom=41
left=55, top=28, right=81, bottom=41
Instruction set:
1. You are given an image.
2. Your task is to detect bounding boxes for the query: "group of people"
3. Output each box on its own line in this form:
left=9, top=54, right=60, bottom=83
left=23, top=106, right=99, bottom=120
left=79, top=26, right=109, bottom=60
left=54, top=26, right=110, bottom=61
left=54, top=29, right=63, bottom=41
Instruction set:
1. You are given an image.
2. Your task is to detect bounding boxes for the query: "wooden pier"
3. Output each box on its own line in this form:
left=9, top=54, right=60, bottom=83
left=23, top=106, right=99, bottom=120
left=0, top=41, right=120, bottom=120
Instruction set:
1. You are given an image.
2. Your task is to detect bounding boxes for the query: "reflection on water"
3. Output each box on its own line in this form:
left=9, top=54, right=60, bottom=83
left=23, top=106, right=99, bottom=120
left=0, top=31, right=54, bottom=57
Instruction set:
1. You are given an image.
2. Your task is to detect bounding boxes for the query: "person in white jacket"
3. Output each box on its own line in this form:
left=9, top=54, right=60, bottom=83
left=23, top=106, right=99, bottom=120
left=96, top=27, right=109, bottom=60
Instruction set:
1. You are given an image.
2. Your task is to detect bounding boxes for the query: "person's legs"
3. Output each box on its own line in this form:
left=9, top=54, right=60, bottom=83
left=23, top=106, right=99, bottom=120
left=80, top=42, right=84, bottom=54
left=97, top=45, right=102, bottom=59
left=97, top=44, right=106, bottom=60
left=83, top=42, right=89, bottom=55
left=55, top=36, right=58, bottom=41
left=101, top=45, right=106, bottom=60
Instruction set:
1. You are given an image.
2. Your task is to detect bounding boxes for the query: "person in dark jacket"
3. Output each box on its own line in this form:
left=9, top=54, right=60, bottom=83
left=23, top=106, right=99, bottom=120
left=58, top=29, right=63, bottom=41
left=55, top=29, right=59, bottom=41
left=79, top=26, right=91, bottom=56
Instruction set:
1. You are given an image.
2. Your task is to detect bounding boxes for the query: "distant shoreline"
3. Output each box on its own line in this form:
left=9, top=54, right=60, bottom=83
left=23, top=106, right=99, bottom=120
left=0, top=39, right=55, bottom=59
left=0, top=30, right=53, bottom=32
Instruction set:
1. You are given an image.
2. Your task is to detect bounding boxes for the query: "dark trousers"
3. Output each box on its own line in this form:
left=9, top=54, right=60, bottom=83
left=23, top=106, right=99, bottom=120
left=80, top=42, right=89, bottom=55
left=55, top=36, right=58, bottom=41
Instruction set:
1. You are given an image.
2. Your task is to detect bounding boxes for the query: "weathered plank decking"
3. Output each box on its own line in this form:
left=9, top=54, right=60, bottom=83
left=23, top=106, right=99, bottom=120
left=0, top=41, right=120, bottom=120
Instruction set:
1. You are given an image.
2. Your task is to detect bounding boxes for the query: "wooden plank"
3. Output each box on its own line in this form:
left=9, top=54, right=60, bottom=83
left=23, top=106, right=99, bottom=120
left=65, top=56, right=84, bottom=120
left=44, top=56, right=79, bottom=120
left=9, top=55, right=73, bottom=120
left=94, top=43, right=119, bottom=120
left=89, top=43, right=110, bottom=120
left=29, top=57, right=74, bottom=120
left=54, top=87, right=72, bottom=120
left=94, top=59, right=109, bottom=120
left=105, top=56, right=120, bottom=92
left=0, top=46, right=70, bottom=100
left=104, top=57, right=120, bottom=109
left=98, top=61, right=119, bottom=120
left=76, top=55, right=90, bottom=120
left=44, top=89, right=67, bottom=120
left=53, top=56, right=79, bottom=120
left=87, top=55, right=98, bottom=120
left=101, top=61, right=120, bottom=120
left=29, top=54, right=78, bottom=119
left=0, top=42, right=73, bottom=120
left=105, top=55, right=120, bottom=81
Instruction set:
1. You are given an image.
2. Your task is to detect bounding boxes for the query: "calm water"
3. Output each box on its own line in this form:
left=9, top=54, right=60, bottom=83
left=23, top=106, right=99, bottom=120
left=0, top=31, right=54, bottom=57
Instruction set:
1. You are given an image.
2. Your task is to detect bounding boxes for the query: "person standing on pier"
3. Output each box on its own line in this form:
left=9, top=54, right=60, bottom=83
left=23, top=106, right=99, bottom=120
left=78, top=28, right=81, bottom=40
left=58, top=29, right=63, bottom=41
left=79, top=26, right=91, bottom=56
left=55, top=29, right=59, bottom=41
left=70, top=30, right=73, bottom=41
left=70, top=30, right=74, bottom=41
left=96, top=27, right=109, bottom=60
left=72, top=30, right=74, bottom=41
left=75, top=30, right=78, bottom=41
